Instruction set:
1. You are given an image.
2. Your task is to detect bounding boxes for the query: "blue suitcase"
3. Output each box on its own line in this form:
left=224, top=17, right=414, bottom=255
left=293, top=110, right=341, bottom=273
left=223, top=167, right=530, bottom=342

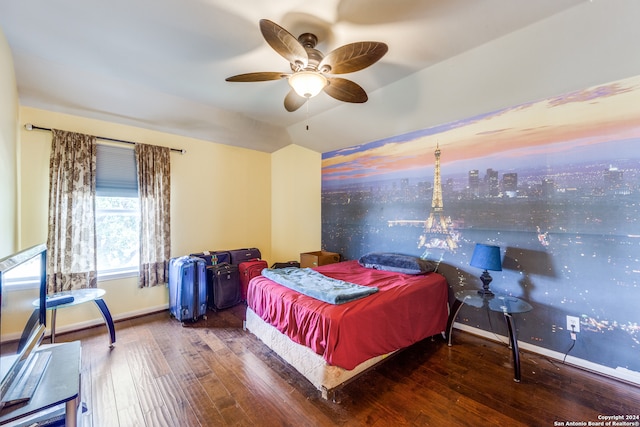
left=169, top=256, right=207, bottom=322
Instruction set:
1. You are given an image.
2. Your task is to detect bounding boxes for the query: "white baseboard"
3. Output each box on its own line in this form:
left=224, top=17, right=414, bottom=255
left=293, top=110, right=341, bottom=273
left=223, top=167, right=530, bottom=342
left=3, top=304, right=170, bottom=343
left=453, top=322, right=640, bottom=386
left=43, top=303, right=169, bottom=338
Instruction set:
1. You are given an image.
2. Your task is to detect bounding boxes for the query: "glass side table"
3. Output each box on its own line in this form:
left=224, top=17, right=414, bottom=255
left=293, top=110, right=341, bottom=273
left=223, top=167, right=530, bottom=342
left=34, top=288, right=116, bottom=347
left=446, top=290, right=533, bottom=382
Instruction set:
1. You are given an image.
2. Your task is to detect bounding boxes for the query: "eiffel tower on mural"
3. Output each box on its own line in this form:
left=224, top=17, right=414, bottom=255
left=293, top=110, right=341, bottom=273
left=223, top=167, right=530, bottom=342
left=420, top=143, right=458, bottom=251
left=388, top=143, right=458, bottom=252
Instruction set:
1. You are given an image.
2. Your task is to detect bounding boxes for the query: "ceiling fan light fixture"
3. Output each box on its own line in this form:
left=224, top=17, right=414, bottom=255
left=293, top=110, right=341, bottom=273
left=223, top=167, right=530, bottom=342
left=226, top=20, right=388, bottom=111
left=288, top=71, right=327, bottom=98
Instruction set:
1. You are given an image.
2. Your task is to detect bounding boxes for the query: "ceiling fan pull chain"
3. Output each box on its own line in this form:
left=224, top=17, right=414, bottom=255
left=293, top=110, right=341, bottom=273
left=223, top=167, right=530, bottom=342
left=306, top=99, right=310, bottom=131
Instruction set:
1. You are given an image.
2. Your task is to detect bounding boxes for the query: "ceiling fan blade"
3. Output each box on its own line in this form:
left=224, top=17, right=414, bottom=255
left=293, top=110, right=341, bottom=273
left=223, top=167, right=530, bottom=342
left=225, top=72, right=289, bottom=82
left=324, top=77, right=368, bottom=103
left=259, top=19, right=308, bottom=69
left=284, top=89, right=308, bottom=112
left=319, top=42, right=388, bottom=74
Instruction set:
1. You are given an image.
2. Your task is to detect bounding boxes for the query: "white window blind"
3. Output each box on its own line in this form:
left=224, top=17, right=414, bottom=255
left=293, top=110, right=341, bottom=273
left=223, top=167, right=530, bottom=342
left=96, top=144, right=138, bottom=197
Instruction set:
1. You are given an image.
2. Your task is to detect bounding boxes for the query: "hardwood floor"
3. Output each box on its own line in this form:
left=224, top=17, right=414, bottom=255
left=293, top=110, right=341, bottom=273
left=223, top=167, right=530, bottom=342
left=51, top=305, right=640, bottom=426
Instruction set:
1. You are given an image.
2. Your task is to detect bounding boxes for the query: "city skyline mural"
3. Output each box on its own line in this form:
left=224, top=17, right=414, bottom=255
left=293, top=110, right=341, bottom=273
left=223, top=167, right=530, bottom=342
left=321, top=74, right=640, bottom=382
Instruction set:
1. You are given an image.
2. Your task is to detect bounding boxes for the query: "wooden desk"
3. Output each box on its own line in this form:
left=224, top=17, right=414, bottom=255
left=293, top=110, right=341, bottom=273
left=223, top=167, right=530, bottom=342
left=0, top=341, right=81, bottom=426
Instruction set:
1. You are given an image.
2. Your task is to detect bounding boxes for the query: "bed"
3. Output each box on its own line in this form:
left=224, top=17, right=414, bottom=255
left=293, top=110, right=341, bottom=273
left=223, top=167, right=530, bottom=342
left=244, top=257, right=449, bottom=400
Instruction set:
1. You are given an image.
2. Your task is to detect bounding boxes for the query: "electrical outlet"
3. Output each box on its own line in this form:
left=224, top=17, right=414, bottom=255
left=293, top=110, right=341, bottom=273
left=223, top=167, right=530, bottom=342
left=566, top=315, right=580, bottom=333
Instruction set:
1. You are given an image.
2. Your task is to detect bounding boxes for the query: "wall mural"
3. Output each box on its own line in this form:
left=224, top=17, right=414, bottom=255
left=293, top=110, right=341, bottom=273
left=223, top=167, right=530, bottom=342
left=321, top=74, right=640, bottom=380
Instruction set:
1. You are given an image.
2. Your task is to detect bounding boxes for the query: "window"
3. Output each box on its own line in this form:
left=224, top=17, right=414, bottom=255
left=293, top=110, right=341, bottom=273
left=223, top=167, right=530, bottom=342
left=1, top=255, right=40, bottom=290
left=96, top=144, right=139, bottom=279
left=95, top=196, right=139, bottom=276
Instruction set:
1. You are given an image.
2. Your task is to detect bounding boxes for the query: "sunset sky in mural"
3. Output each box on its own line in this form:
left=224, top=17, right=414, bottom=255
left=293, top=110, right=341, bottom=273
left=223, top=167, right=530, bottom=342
left=322, top=75, right=640, bottom=184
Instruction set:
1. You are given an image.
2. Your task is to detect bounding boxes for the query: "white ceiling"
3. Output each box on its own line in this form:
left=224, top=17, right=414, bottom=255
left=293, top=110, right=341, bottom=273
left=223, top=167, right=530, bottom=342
left=0, top=0, right=583, bottom=153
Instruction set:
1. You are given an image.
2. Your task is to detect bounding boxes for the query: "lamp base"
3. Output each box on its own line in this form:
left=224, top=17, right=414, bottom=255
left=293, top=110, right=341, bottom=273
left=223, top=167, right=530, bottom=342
left=478, top=270, right=494, bottom=297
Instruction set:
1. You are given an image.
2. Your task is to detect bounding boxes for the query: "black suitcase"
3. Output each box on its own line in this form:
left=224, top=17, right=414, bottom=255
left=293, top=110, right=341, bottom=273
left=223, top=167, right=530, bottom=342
left=190, top=250, right=231, bottom=266
left=207, top=263, right=241, bottom=310
left=228, top=248, right=261, bottom=264
left=271, top=261, right=300, bottom=269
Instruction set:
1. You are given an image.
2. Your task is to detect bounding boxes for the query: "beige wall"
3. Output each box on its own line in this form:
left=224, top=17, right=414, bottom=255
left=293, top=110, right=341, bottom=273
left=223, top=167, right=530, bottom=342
left=1, top=27, right=328, bottom=338
left=271, top=144, right=321, bottom=264
left=0, top=28, right=18, bottom=258
left=15, top=106, right=279, bottom=333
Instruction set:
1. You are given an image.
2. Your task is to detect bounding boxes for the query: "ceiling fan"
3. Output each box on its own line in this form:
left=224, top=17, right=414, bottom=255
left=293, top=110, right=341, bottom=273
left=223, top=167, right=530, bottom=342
left=225, top=19, right=388, bottom=112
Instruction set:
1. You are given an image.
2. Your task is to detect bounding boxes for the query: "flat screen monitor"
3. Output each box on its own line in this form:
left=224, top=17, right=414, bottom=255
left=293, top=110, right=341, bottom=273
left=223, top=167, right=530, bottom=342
left=0, top=244, right=47, bottom=409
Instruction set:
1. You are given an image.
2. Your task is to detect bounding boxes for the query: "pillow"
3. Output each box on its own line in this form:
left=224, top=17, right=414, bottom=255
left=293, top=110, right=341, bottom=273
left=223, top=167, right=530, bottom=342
left=358, top=252, right=438, bottom=275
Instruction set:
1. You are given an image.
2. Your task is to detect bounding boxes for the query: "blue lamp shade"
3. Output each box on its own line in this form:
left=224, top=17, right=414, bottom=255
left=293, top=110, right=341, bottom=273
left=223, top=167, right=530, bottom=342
left=470, top=244, right=502, bottom=271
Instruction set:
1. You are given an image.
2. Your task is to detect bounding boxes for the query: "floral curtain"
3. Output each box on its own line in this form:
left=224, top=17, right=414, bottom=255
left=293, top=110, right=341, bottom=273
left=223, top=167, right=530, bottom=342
left=47, top=130, right=98, bottom=293
left=135, top=143, right=171, bottom=287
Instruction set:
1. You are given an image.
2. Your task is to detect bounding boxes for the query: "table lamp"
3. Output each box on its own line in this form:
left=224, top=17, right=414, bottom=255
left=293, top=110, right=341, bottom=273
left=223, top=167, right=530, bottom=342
left=470, top=243, right=502, bottom=296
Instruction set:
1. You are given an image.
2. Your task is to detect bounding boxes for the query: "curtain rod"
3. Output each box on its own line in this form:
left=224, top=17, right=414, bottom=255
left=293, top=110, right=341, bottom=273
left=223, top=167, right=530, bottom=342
left=24, top=124, right=186, bottom=154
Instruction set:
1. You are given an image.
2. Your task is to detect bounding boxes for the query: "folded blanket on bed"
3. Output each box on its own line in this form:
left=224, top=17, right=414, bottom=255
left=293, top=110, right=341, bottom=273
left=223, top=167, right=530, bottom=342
left=261, top=267, right=378, bottom=304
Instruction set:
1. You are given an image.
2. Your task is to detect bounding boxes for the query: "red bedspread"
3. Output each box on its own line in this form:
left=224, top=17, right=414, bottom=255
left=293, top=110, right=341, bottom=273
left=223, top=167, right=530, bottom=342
left=247, top=260, right=449, bottom=370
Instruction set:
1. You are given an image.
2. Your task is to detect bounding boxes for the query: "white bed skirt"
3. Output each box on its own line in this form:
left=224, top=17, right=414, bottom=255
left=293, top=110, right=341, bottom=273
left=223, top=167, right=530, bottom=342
left=244, top=307, right=394, bottom=399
